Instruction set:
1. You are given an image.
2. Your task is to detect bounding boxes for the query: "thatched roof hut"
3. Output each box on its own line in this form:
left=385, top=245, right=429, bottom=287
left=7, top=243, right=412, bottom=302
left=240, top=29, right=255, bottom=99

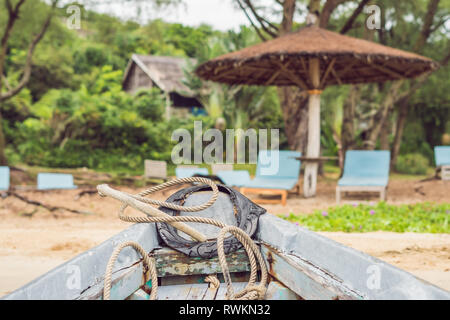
left=196, top=25, right=438, bottom=88
left=123, top=54, right=203, bottom=118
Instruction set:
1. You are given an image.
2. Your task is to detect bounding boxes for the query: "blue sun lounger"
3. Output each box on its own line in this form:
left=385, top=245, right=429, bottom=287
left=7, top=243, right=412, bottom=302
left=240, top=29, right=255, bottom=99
left=336, top=150, right=390, bottom=203
left=215, top=170, right=251, bottom=187
left=37, top=173, right=77, bottom=190
left=0, top=166, right=10, bottom=191
left=435, top=146, right=450, bottom=180
left=240, top=150, right=301, bottom=206
left=175, top=167, right=209, bottom=179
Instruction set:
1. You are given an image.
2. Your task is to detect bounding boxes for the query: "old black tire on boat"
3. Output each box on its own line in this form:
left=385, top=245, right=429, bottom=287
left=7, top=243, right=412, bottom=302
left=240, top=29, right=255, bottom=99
left=156, top=184, right=266, bottom=259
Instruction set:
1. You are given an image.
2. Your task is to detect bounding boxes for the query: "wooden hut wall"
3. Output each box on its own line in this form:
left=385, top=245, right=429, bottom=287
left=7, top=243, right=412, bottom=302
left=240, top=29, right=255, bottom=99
left=123, top=63, right=154, bottom=94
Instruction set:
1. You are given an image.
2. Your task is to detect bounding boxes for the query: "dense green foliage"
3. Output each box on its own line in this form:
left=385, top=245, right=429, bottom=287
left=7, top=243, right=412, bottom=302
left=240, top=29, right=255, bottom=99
left=284, top=202, right=450, bottom=233
left=1, top=1, right=283, bottom=171
left=0, top=0, right=448, bottom=172
left=395, top=153, right=430, bottom=175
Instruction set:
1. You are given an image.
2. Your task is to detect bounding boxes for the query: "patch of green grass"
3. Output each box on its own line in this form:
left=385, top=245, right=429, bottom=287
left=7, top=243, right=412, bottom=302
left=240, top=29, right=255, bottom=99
left=283, top=202, right=450, bottom=233
left=323, top=163, right=341, bottom=174
left=390, top=169, right=434, bottom=180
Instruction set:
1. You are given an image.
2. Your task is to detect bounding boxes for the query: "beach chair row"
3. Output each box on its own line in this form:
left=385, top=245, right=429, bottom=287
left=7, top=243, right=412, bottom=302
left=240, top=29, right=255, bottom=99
left=145, top=146, right=450, bottom=206
left=0, top=170, right=77, bottom=191
left=164, top=150, right=387, bottom=206
left=2, top=146, right=447, bottom=202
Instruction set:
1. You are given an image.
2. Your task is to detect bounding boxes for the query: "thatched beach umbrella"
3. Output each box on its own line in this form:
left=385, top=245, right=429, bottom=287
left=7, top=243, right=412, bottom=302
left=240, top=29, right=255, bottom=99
left=195, top=25, right=438, bottom=198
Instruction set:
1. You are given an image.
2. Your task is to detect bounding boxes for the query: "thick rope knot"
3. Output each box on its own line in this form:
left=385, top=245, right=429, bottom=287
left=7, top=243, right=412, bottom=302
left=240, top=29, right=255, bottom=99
left=229, top=285, right=267, bottom=300
left=103, top=241, right=158, bottom=300
left=99, top=177, right=268, bottom=301
left=217, top=225, right=268, bottom=300
left=205, top=275, right=220, bottom=289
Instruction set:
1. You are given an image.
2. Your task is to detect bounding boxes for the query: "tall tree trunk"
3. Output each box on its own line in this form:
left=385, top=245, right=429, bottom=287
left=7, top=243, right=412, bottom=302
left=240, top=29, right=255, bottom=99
left=341, top=85, right=361, bottom=159
left=278, top=87, right=309, bottom=153
left=0, top=111, right=7, bottom=165
left=413, top=0, right=441, bottom=53
left=280, top=0, right=295, bottom=35
left=363, top=81, right=404, bottom=150
left=391, top=100, right=408, bottom=171
left=379, top=116, right=391, bottom=150
left=332, top=128, right=344, bottom=170
left=276, top=0, right=309, bottom=152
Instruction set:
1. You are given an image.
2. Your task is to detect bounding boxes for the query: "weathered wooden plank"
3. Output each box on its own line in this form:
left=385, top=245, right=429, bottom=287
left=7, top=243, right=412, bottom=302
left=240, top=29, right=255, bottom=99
left=157, top=284, right=209, bottom=300
left=265, top=280, right=302, bottom=300
left=215, top=282, right=248, bottom=300
left=157, top=284, right=190, bottom=300
left=186, top=284, right=210, bottom=300
left=159, top=272, right=250, bottom=287
left=262, top=246, right=360, bottom=300
left=80, top=245, right=253, bottom=300
left=79, top=261, right=147, bottom=300
left=127, top=289, right=150, bottom=300
left=203, top=287, right=219, bottom=300
left=152, top=247, right=252, bottom=277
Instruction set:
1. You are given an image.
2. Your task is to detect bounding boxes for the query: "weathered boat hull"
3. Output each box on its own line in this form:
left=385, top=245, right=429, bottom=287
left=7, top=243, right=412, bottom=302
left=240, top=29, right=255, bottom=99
left=3, top=213, right=449, bottom=300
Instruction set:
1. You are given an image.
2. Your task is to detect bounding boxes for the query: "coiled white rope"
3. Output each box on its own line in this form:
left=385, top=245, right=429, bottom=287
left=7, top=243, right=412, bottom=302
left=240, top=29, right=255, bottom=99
left=99, top=177, right=267, bottom=300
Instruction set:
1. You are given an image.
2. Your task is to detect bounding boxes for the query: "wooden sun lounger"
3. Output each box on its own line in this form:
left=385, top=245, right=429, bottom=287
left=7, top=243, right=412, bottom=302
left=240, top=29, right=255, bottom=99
left=240, top=150, right=301, bottom=206
left=336, top=150, right=390, bottom=204
left=37, top=173, right=77, bottom=190
left=144, top=160, right=169, bottom=181
left=0, top=166, right=10, bottom=191
left=435, top=146, right=450, bottom=180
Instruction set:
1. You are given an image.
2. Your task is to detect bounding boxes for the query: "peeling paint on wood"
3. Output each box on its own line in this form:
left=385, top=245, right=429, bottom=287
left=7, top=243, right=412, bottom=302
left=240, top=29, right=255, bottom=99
left=127, top=289, right=150, bottom=300
left=265, top=280, right=302, bottom=300
left=152, top=247, right=253, bottom=277
left=157, top=283, right=210, bottom=300
left=79, top=261, right=146, bottom=300
left=160, top=272, right=250, bottom=286
left=258, top=214, right=450, bottom=300
left=262, top=245, right=363, bottom=300
left=215, top=282, right=248, bottom=300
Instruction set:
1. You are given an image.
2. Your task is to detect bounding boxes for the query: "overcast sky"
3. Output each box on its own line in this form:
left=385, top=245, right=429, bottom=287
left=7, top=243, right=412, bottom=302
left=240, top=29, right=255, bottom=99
left=151, top=0, right=251, bottom=31
left=79, top=0, right=289, bottom=31
left=83, top=0, right=251, bottom=31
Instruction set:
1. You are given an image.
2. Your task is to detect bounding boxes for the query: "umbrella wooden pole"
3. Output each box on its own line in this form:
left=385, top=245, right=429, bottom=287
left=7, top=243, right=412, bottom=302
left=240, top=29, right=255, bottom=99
left=303, top=58, right=321, bottom=198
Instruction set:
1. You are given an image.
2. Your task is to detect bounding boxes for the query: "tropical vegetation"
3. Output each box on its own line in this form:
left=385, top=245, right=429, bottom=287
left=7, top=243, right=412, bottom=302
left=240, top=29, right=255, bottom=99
left=0, top=0, right=448, bottom=174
